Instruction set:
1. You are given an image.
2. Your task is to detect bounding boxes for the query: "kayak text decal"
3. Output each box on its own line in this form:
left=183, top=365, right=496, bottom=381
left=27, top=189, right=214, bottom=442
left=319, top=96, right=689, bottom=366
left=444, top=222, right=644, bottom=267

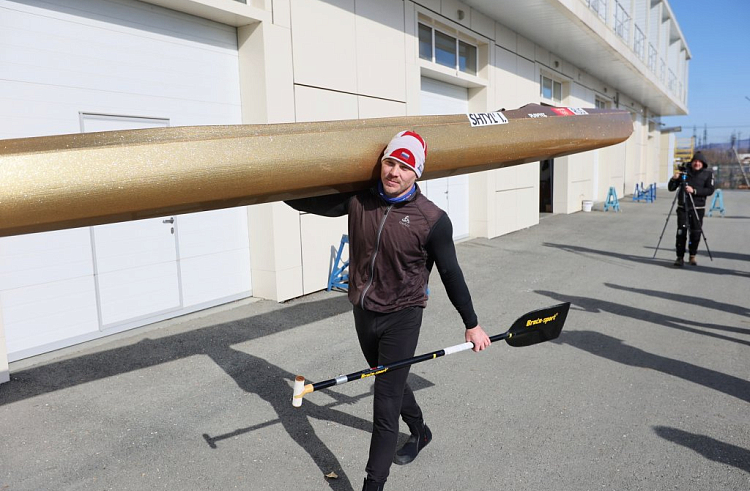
left=551, top=107, right=589, bottom=116
left=467, top=112, right=509, bottom=127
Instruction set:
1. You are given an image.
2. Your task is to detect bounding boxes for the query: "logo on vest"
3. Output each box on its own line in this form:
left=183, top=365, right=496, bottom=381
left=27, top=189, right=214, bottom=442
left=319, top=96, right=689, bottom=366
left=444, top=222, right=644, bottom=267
left=400, top=216, right=410, bottom=227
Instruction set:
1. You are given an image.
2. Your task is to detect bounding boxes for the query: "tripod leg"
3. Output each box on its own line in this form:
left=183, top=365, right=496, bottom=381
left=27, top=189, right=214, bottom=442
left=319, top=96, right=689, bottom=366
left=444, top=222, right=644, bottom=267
left=687, top=193, right=713, bottom=261
left=653, top=190, right=679, bottom=259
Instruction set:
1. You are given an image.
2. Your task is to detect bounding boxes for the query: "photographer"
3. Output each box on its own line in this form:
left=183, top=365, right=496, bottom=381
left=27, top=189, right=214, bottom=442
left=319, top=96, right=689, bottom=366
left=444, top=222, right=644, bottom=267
left=667, top=151, right=715, bottom=267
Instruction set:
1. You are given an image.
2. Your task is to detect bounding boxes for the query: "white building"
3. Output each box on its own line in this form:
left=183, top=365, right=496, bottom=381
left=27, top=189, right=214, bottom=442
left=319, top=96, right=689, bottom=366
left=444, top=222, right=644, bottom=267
left=0, top=0, right=690, bottom=383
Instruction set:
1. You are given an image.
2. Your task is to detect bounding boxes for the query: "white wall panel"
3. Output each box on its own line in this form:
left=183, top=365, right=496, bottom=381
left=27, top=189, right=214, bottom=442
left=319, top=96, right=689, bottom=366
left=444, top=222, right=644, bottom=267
left=3, top=276, right=99, bottom=358
left=290, top=0, right=357, bottom=93
left=0, top=0, right=242, bottom=139
left=358, top=96, right=406, bottom=118
left=494, top=47, right=518, bottom=109
left=493, top=189, right=518, bottom=237
left=1, top=228, right=99, bottom=357
left=354, top=0, right=406, bottom=101
left=294, top=85, right=358, bottom=122
left=96, top=261, right=181, bottom=326
left=177, top=209, right=252, bottom=308
left=180, top=250, right=251, bottom=308
left=0, top=228, right=94, bottom=290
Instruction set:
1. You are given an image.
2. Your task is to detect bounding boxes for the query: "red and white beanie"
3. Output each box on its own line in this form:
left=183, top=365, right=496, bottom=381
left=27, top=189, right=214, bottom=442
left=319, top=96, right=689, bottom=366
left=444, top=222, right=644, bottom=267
left=381, top=130, right=427, bottom=178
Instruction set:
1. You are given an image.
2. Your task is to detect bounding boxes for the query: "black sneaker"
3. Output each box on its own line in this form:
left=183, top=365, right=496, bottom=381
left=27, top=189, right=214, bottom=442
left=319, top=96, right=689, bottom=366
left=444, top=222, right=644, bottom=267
left=673, top=257, right=684, bottom=267
left=361, top=478, right=385, bottom=491
left=393, top=423, right=432, bottom=465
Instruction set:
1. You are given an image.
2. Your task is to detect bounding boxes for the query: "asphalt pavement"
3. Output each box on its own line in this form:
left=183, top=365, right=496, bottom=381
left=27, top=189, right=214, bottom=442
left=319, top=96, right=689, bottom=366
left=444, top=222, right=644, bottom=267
left=2, top=189, right=748, bottom=491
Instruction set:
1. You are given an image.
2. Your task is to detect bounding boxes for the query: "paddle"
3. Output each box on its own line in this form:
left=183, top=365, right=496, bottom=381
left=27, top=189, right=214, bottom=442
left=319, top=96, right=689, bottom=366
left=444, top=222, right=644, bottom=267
left=292, top=302, right=570, bottom=406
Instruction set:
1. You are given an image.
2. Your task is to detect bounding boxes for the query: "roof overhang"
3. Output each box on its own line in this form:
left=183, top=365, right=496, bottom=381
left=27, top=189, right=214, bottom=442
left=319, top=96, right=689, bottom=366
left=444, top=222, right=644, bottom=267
left=462, top=0, right=689, bottom=116
left=140, top=0, right=269, bottom=27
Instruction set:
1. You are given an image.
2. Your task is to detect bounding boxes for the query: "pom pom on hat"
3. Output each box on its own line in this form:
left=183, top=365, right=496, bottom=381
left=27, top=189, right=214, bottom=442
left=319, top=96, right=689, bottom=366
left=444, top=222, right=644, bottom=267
left=382, top=130, right=427, bottom=178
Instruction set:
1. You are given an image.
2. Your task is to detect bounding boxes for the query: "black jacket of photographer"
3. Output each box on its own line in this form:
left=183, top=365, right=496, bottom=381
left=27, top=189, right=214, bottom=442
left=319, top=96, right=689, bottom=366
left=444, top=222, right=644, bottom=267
left=667, top=155, right=715, bottom=208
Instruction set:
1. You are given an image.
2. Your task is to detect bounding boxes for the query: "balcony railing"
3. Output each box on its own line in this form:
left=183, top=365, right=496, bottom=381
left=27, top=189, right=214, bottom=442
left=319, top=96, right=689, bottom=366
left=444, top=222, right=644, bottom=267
left=660, top=59, right=666, bottom=83
left=582, top=0, right=686, bottom=102
left=614, top=1, right=630, bottom=41
left=587, top=0, right=607, bottom=21
left=648, top=43, right=657, bottom=72
left=633, top=26, right=645, bottom=60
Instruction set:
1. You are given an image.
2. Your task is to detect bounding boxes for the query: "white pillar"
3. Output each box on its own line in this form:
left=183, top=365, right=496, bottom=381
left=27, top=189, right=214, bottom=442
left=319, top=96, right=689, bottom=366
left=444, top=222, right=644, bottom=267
left=0, top=302, right=10, bottom=384
left=237, top=15, right=302, bottom=301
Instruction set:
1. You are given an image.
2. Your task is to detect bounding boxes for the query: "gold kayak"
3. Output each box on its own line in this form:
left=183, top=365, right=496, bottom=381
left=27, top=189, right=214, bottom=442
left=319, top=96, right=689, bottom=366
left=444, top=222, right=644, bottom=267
left=0, top=103, right=632, bottom=237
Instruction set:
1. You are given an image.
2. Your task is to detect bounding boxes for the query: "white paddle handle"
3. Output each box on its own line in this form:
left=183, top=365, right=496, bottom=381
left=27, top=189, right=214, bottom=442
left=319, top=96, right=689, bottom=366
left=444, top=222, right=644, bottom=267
left=443, top=342, right=474, bottom=355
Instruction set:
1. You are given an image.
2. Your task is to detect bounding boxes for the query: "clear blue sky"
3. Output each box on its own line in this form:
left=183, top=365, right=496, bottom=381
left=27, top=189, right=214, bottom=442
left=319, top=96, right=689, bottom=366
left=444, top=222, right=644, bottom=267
left=662, top=1, right=750, bottom=145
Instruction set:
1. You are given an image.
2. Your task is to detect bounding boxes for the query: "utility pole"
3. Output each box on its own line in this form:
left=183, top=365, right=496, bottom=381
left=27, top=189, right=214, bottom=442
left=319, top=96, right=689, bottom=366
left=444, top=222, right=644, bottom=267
left=703, top=124, right=708, bottom=148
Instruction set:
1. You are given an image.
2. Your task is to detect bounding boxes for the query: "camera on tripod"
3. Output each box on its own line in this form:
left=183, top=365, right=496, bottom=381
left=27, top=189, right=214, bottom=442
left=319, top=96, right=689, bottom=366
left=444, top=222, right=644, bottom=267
left=675, top=163, right=690, bottom=180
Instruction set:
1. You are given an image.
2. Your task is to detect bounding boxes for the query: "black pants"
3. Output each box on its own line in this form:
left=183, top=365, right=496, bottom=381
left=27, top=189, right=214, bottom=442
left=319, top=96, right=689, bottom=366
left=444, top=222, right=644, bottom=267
left=353, top=305, right=424, bottom=484
left=675, top=206, right=705, bottom=256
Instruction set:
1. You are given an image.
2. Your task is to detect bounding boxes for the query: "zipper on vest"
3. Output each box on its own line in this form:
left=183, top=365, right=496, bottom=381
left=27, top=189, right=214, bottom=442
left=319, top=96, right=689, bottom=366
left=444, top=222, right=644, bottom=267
left=360, top=204, right=392, bottom=309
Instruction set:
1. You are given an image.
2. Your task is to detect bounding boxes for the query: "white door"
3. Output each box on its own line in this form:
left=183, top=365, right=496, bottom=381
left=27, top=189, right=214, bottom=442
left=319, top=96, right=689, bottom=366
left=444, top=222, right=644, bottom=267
left=420, top=78, right=470, bottom=239
left=82, top=114, right=183, bottom=328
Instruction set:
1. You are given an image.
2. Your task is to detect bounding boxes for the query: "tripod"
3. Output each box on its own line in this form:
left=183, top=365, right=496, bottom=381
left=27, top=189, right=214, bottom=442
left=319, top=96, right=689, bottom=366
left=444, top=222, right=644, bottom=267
left=653, top=171, right=713, bottom=261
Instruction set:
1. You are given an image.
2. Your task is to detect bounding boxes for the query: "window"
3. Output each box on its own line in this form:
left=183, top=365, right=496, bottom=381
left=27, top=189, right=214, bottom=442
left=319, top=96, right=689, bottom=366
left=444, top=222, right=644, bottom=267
left=595, top=98, right=608, bottom=109
left=435, top=30, right=456, bottom=69
left=459, top=40, right=477, bottom=74
left=418, top=23, right=432, bottom=60
left=540, top=75, right=562, bottom=104
left=418, top=22, right=478, bottom=76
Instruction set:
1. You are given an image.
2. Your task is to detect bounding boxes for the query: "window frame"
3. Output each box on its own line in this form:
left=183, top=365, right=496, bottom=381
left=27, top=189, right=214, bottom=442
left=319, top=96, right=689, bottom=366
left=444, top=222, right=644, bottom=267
left=540, top=74, right=563, bottom=104
left=418, top=21, right=479, bottom=76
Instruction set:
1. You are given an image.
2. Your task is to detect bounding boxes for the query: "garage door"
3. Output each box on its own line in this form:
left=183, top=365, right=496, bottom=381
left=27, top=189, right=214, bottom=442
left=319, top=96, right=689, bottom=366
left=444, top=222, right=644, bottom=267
left=0, top=0, right=251, bottom=360
left=420, top=78, right=469, bottom=239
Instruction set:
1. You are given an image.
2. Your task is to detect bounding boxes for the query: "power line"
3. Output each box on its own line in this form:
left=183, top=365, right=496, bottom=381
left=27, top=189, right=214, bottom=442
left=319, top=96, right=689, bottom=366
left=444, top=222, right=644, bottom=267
left=679, top=124, right=750, bottom=130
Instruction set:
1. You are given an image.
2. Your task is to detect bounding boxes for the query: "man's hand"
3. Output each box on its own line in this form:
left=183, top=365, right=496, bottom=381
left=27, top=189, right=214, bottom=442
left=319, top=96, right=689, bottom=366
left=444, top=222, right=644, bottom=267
left=685, top=185, right=694, bottom=194
left=465, top=325, right=491, bottom=352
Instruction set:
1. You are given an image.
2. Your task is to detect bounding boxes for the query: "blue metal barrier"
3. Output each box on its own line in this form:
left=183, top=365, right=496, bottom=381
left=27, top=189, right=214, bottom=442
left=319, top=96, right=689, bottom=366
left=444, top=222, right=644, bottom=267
left=327, top=234, right=349, bottom=291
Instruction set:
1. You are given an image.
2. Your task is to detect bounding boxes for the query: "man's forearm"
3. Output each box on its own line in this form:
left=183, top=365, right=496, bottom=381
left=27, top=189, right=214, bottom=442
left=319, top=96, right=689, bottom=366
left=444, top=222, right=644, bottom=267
left=284, top=192, right=355, bottom=217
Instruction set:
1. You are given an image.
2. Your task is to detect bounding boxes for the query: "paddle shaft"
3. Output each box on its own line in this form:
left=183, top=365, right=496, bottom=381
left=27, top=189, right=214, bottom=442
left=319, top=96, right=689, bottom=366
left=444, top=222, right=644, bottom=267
left=311, top=331, right=511, bottom=392
left=293, top=302, right=569, bottom=406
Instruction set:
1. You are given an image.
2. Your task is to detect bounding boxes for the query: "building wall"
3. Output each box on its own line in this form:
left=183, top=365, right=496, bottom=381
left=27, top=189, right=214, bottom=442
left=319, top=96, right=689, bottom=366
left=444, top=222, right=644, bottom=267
left=0, top=0, right=685, bottom=376
left=0, top=0, right=252, bottom=369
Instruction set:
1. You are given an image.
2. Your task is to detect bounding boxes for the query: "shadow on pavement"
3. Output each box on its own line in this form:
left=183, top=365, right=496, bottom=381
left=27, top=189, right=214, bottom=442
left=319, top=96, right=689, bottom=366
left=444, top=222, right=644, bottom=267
left=203, top=344, right=376, bottom=491
left=535, top=290, right=750, bottom=347
left=0, top=295, right=361, bottom=490
left=604, top=283, right=750, bottom=320
left=1, top=295, right=352, bottom=405
left=543, top=242, right=750, bottom=278
left=549, top=329, right=750, bottom=404
left=653, top=426, right=750, bottom=474
left=0, top=293, right=437, bottom=491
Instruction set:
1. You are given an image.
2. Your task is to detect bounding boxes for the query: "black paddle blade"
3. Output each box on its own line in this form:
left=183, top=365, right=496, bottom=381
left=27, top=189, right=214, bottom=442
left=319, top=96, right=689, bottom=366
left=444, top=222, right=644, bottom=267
left=505, top=302, right=570, bottom=347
